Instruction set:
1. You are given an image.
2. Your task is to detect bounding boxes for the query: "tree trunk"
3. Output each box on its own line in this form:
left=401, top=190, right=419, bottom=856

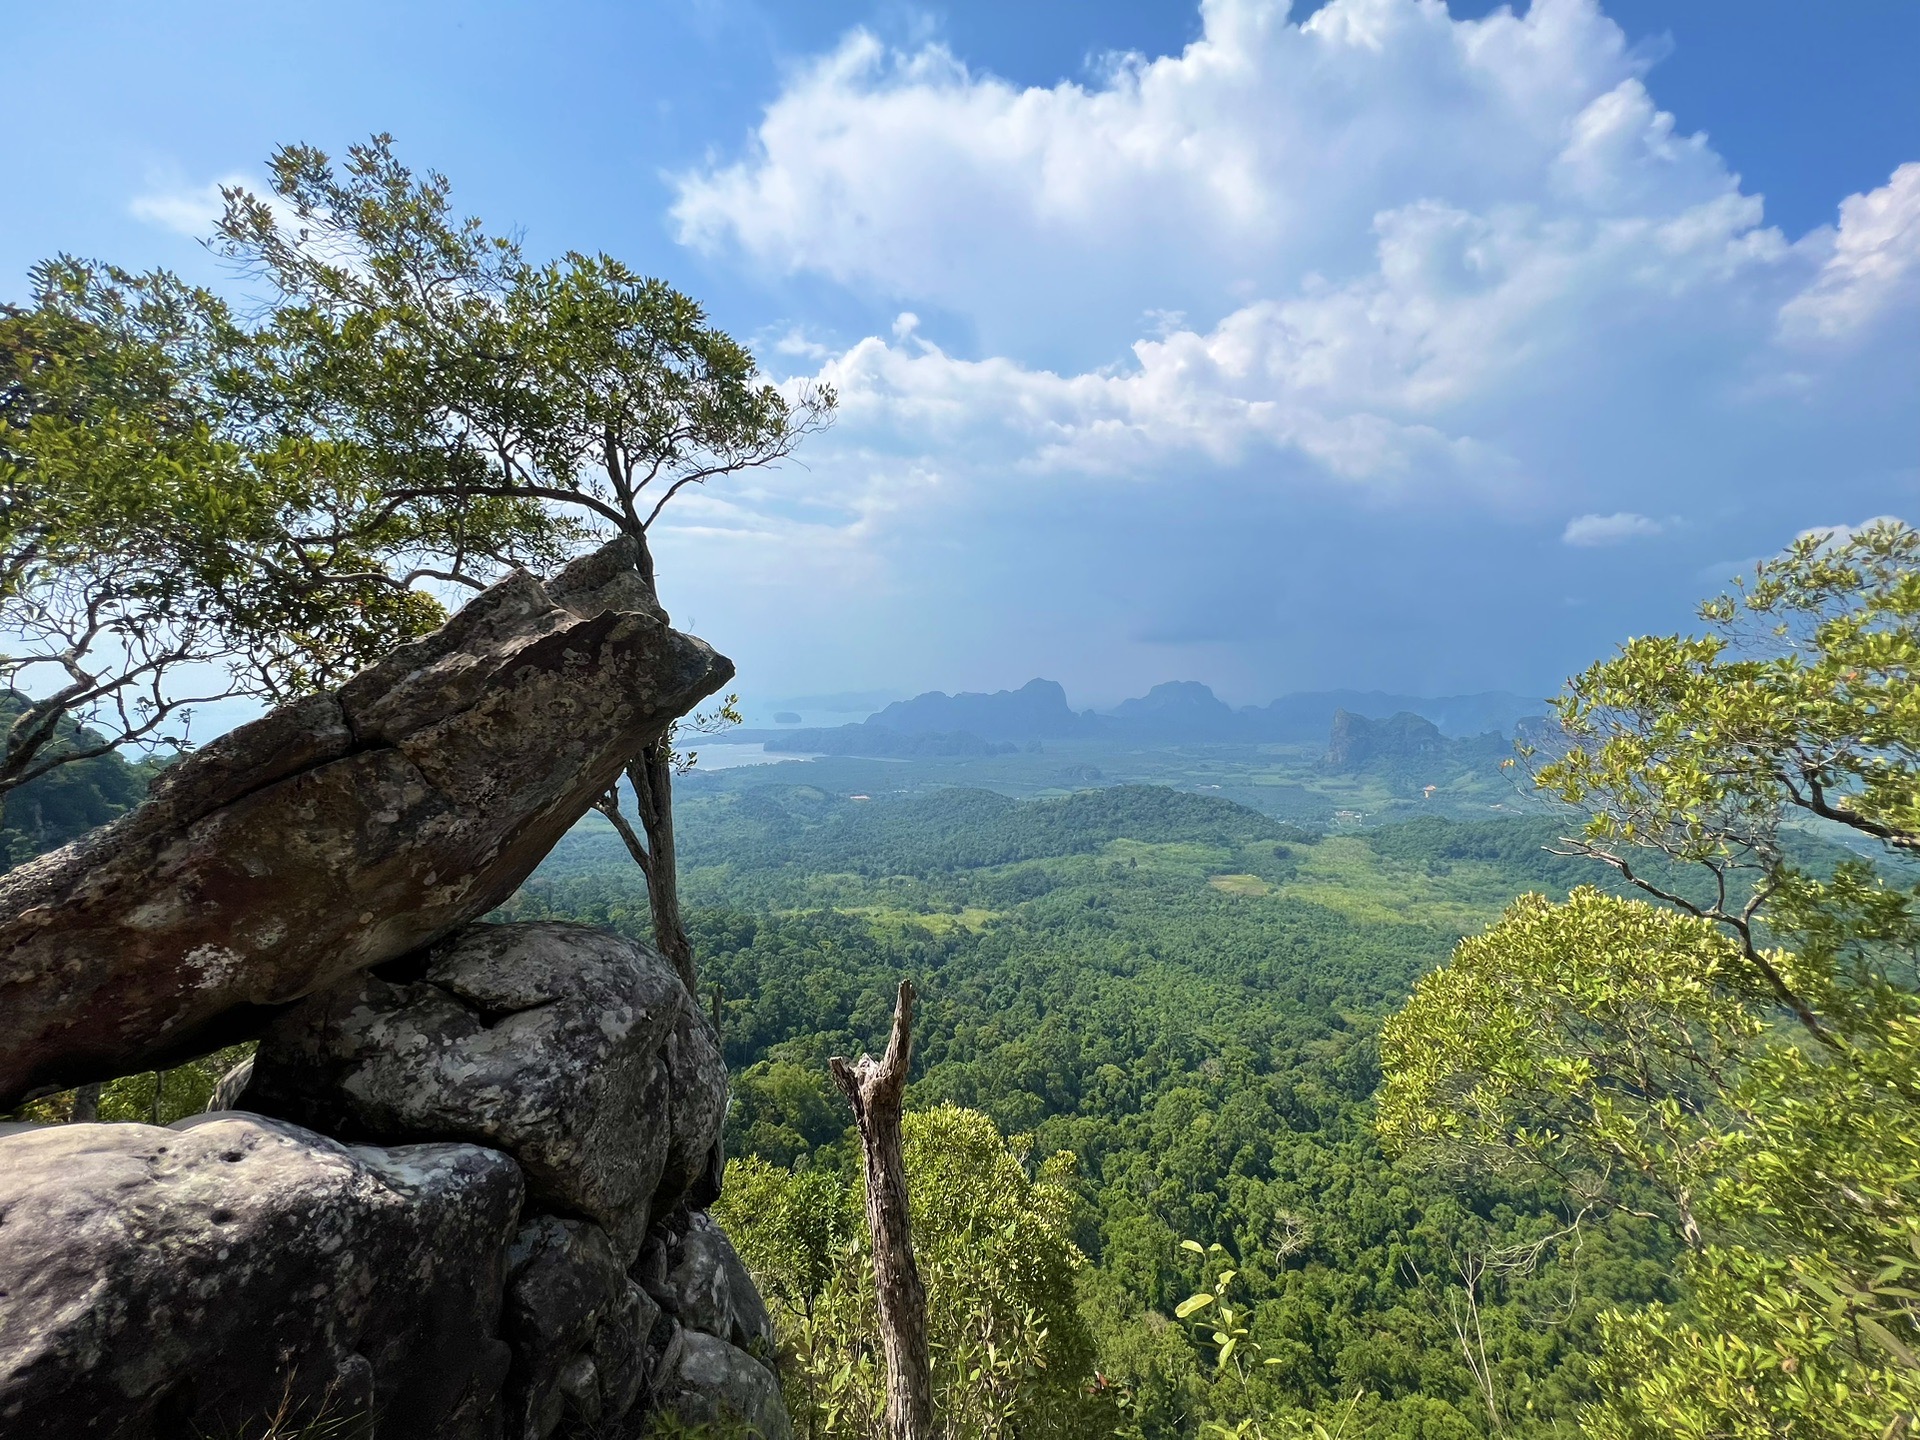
left=829, top=982, right=932, bottom=1440
left=616, top=535, right=699, bottom=996
left=632, top=739, right=696, bottom=994
left=70, top=1082, right=102, bottom=1123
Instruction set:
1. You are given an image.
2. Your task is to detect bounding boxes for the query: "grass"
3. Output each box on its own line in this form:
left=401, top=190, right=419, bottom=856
left=841, top=904, right=1001, bottom=935
left=1207, top=873, right=1271, bottom=897
left=1277, top=835, right=1529, bottom=933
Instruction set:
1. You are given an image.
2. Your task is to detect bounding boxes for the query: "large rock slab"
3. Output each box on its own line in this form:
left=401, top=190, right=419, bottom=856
left=0, top=1114, right=524, bottom=1440
left=237, top=922, right=728, bottom=1261
left=0, top=539, right=732, bottom=1107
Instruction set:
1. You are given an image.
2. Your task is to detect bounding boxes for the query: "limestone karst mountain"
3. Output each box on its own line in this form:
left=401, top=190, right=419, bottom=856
left=865, top=677, right=1096, bottom=740
left=1323, top=708, right=1449, bottom=770
left=719, top=678, right=1541, bottom=755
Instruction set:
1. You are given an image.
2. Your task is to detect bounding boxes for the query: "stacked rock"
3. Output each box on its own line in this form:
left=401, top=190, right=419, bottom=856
left=0, top=925, right=783, bottom=1439
left=0, top=543, right=787, bottom=1439
left=230, top=921, right=786, bottom=1440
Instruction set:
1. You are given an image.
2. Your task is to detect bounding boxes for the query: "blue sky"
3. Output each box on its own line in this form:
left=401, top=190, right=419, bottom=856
left=10, top=0, right=1918, bottom=710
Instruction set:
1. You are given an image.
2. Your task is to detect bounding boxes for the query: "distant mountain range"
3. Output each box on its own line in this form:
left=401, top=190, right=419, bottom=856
left=725, top=678, right=1546, bottom=756
left=865, top=679, right=1092, bottom=739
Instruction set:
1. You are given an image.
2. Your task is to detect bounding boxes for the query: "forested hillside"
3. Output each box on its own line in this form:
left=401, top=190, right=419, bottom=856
left=0, top=696, right=156, bottom=864
left=505, top=784, right=1680, bottom=1437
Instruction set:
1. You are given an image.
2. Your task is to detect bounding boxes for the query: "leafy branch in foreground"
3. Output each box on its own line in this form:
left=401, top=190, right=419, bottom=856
left=1529, top=517, right=1920, bottom=1044
left=1384, top=519, right=1920, bottom=1438
left=1174, top=1242, right=1281, bottom=1380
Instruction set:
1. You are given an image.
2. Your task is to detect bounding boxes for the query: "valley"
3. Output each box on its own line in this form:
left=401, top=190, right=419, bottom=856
left=505, top=732, right=1670, bottom=1438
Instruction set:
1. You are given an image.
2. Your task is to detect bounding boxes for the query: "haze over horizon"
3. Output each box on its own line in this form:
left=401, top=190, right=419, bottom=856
left=740, top=676, right=1546, bottom=730
left=13, top=0, right=1916, bottom=711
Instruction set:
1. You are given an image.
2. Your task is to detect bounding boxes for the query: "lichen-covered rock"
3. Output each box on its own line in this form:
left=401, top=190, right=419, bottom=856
left=0, top=537, right=732, bottom=1109
left=643, top=1212, right=776, bottom=1367
left=0, top=1114, right=523, bottom=1440
left=237, top=922, right=727, bottom=1261
left=503, top=1216, right=660, bottom=1440
left=650, top=1331, right=792, bottom=1440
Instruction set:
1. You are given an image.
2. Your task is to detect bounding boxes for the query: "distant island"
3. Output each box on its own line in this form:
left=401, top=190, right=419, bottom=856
left=721, top=678, right=1545, bottom=758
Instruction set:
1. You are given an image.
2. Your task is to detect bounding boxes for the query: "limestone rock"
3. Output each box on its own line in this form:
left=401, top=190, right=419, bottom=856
left=0, top=537, right=732, bottom=1109
left=1323, top=708, right=1445, bottom=771
left=503, top=1216, right=660, bottom=1440
left=0, top=1114, right=523, bottom=1440
left=238, top=922, right=727, bottom=1261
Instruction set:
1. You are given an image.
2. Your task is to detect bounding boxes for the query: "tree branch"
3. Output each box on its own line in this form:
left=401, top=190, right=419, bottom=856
left=1551, top=840, right=1837, bottom=1051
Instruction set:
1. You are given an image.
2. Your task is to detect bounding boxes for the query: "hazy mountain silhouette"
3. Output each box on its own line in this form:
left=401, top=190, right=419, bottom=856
left=719, top=679, right=1543, bottom=754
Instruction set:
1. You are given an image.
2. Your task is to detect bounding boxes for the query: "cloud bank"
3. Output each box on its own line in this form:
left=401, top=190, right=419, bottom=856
left=121, top=0, right=1910, bottom=699
left=648, top=0, right=1918, bottom=697
left=648, top=0, right=1920, bottom=698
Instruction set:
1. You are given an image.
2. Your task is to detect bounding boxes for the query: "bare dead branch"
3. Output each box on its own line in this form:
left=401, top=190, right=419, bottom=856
left=829, top=981, right=931, bottom=1440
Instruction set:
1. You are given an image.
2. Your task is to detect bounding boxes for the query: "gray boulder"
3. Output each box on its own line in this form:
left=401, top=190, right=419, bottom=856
left=503, top=1216, right=660, bottom=1440
left=237, top=922, right=727, bottom=1261
left=0, top=1113, right=523, bottom=1440
left=0, top=537, right=732, bottom=1109
left=644, top=1213, right=777, bottom=1366
left=651, top=1331, right=792, bottom=1440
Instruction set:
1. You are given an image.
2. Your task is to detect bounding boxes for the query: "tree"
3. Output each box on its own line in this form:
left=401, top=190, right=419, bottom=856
left=715, top=1101, right=1104, bottom=1440
left=1, top=270, right=261, bottom=803
left=0, top=256, right=504, bottom=818
left=1529, top=517, right=1920, bottom=1046
left=1379, top=520, right=1920, bottom=1437
left=831, top=982, right=934, bottom=1440
left=210, top=136, right=833, bottom=987
left=1379, top=887, right=1763, bottom=1247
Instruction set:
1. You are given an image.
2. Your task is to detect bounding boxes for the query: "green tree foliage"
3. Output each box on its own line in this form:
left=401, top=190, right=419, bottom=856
left=716, top=1105, right=1107, bottom=1440
left=1379, top=520, right=1920, bottom=1436
left=728, top=1059, right=848, bottom=1169
left=1379, top=889, right=1764, bottom=1243
left=3, top=133, right=826, bottom=815
left=2, top=270, right=296, bottom=794
left=0, top=244, right=529, bottom=811
left=1534, top=518, right=1919, bottom=1045
left=212, top=134, right=830, bottom=598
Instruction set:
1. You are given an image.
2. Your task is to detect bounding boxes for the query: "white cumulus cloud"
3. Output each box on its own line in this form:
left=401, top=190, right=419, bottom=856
left=1562, top=511, right=1667, bottom=547
left=1778, top=164, right=1920, bottom=342
left=673, top=0, right=1728, bottom=353
left=129, top=175, right=251, bottom=238
left=1796, top=515, right=1909, bottom=548
left=668, top=0, right=1917, bottom=533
